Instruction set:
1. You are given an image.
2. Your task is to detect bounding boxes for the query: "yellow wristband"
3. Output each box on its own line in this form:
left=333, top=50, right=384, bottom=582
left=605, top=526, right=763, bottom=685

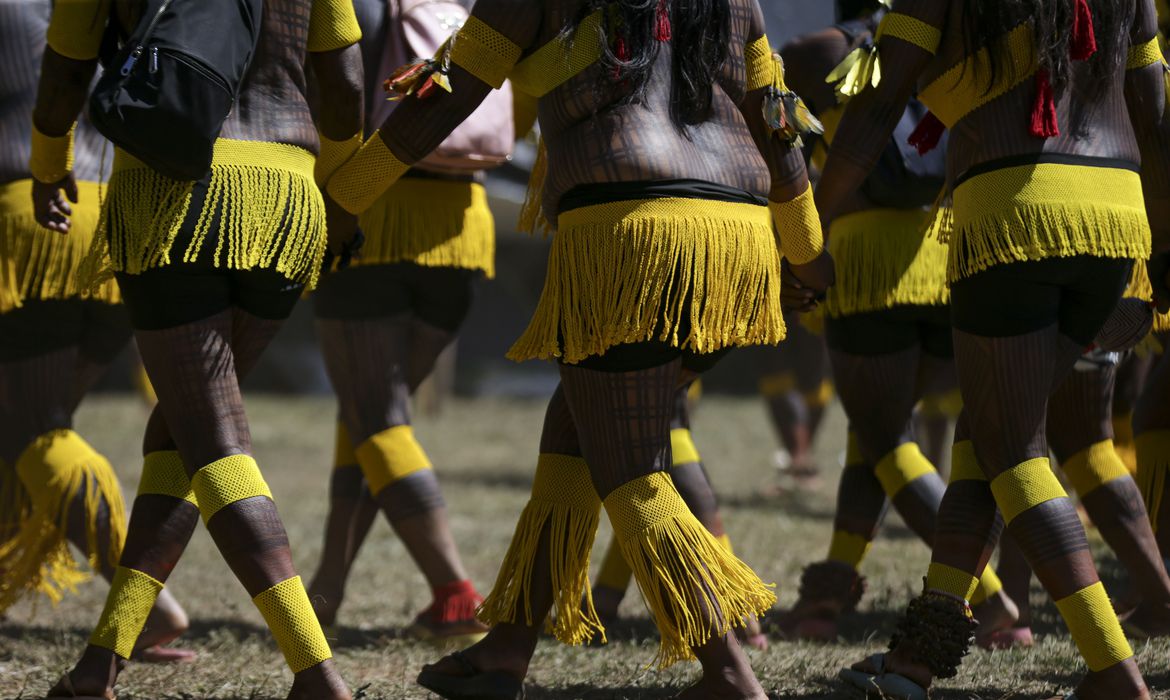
left=745, top=35, right=775, bottom=92
left=770, top=184, right=824, bottom=265
left=29, top=122, right=76, bottom=184
left=315, top=132, right=362, bottom=186
left=326, top=131, right=411, bottom=214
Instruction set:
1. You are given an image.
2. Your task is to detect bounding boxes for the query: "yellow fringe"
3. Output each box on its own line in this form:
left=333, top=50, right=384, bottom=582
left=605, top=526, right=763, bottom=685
left=1125, top=262, right=1170, bottom=335
left=950, top=163, right=1150, bottom=282
left=0, top=430, right=126, bottom=612
left=605, top=473, right=775, bottom=668
left=83, top=140, right=326, bottom=292
left=0, top=179, right=119, bottom=312
left=354, top=179, right=495, bottom=277
left=517, top=138, right=551, bottom=235
left=508, top=198, right=785, bottom=365
left=826, top=208, right=948, bottom=317
left=477, top=454, right=604, bottom=646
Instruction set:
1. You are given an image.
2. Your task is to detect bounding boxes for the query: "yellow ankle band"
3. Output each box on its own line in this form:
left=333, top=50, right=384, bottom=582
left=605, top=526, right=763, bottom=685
left=845, top=432, right=863, bottom=467
left=1064, top=440, right=1130, bottom=497
left=875, top=442, right=936, bottom=498
left=670, top=428, right=701, bottom=467
left=333, top=421, right=357, bottom=469
left=314, top=132, right=362, bottom=186
left=29, top=122, right=76, bottom=184
left=716, top=533, right=734, bottom=554
left=801, top=379, right=834, bottom=409
left=354, top=425, right=432, bottom=496
left=970, top=567, right=1003, bottom=605
left=758, top=372, right=796, bottom=398
left=138, top=451, right=196, bottom=505
left=828, top=530, right=872, bottom=570
left=191, top=454, right=272, bottom=524
left=1055, top=581, right=1133, bottom=671
left=253, top=575, right=333, bottom=673
left=926, top=562, right=979, bottom=602
left=90, top=566, right=164, bottom=658
left=594, top=535, right=632, bottom=591
left=991, top=458, right=1067, bottom=524
left=1136, top=429, right=1170, bottom=533
left=949, top=440, right=986, bottom=483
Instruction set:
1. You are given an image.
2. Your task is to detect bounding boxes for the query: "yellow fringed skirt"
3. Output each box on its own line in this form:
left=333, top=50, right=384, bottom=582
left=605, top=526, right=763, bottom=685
left=0, top=179, right=120, bottom=313
left=507, top=197, right=785, bottom=365
left=83, top=139, right=326, bottom=291
left=826, top=208, right=948, bottom=318
left=950, top=160, right=1151, bottom=283
left=354, top=177, right=495, bottom=278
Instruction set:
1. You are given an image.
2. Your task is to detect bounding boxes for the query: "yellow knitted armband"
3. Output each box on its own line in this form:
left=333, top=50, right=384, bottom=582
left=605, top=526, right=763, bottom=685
left=253, top=576, right=332, bottom=672
left=138, top=451, right=197, bottom=505
left=46, top=0, right=108, bottom=60
left=449, top=16, right=524, bottom=90
left=745, top=34, right=775, bottom=92
left=29, top=123, right=76, bottom=184
left=326, top=131, right=411, bottom=214
left=770, top=184, right=824, bottom=265
left=876, top=13, right=942, bottom=55
left=190, top=454, right=273, bottom=524
left=990, top=457, right=1067, bottom=524
left=308, top=0, right=363, bottom=52
left=314, top=132, right=362, bottom=186
left=1128, top=37, right=1164, bottom=70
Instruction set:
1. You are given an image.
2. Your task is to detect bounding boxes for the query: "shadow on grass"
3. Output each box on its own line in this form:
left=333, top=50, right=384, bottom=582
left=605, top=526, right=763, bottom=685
left=436, top=467, right=534, bottom=493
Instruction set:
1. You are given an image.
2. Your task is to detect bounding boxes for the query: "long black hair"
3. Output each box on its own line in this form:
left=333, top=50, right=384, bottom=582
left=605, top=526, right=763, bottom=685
left=570, top=0, right=731, bottom=128
left=836, top=0, right=883, bottom=22
left=961, top=0, right=1134, bottom=99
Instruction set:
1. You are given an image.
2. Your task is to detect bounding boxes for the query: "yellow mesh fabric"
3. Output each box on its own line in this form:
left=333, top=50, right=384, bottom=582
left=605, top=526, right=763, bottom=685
left=827, top=531, right=872, bottom=570
left=919, top=388, right=963, bottom=419
left=334, top=422, right=357, bottom=468
left=510, top=10, right=604, bottom=97
left=876, top=13, right=942, bottom=55
left=949, top=440, right=986, bottom=483
left=190, top=454, right=273, bottom=524
left=801, top=379, right=834, bottom=408
left=530, top=454, right=601, bottom=512
left=1136, top=429, right=1170, bottom=534
left=744, top=34, right=775, bottom=92
left=314, top=132, right=362, bottom=186
left=450, top=16, right=523, bottom=90
left=1063, top=440, right=1130, bottom=497
left=308, top=0, right=362, bottom=52
left=354, top=425, right=432, bottom=496
left=926, top=562, right=979, bottom=602
left=770, top=184, right=824, bottom=265
left=253, top=576, right=333, bottom=672
left=326, top=132, right=411, bottom=215
left=874, top=442, right=936, bottom=498
left=970, top=567, right=1003, bottom=605
left=990, top=458, right=1067, bottom=525
left=29, top=123, right=76, bottom=184
left=919, top=23, right=1035, bottom=128
left=758, top=372, right=795, bottom=398
left=137, top=451, right=196, bottom=505
left=1055, top=582, right=1134, bottom=671
left=950, top=163, right=1150, bottom=282
left=46, top=0, right=108, bottom=60
left=1128, top=37, right=1164, bottom=70
left=670, top=429, right=701, bottom=467
left=89, top=566, right=165, bottom=658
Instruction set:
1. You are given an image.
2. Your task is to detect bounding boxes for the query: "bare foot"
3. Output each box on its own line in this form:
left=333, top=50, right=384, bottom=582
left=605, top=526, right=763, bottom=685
left=287, top=660, right=351, bottom=700
left=133, top=589, right=195, bottom=662
left=1120, top=600, right=1170, bottom=638
left=1064, top=660, right=1149, bottom=700
left=681, top=633, right=768, bottom=699
left=592, top=585, right=624, bottom=628
left=736, top=615, right=768, bottom=651
left=973, top=589, right=1019, bottom=648
left=421, top=623, right=539, bottom=683
left=308, top=577, right=343, bottom=629
left=46, top=646, right=121, bottom=699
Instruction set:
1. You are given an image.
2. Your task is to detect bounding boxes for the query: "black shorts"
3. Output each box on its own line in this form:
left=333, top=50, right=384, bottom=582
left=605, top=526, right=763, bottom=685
left=570, top=342, right=731, bottom=374
left=0, top=300, right=131, bottom=363
left=950, top=256, right=1131, bottom=346
left=312, top=262, right=476, bottom=333
left=826, top=305, right=953, bottom=359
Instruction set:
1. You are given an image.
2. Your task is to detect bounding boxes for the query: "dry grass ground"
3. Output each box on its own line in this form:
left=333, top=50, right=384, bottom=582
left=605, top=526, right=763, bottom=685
left=1, top=394, right=1168, bottom=699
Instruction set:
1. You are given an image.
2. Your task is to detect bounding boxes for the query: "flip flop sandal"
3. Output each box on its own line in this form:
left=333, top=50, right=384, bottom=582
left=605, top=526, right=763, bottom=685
left=132, top=645, right=197, bottom=663
left=838, top=653, right=927, bottom=700
left=416, top=650, right=525, bottom=700
left=46, top=674, right=116, bottom=700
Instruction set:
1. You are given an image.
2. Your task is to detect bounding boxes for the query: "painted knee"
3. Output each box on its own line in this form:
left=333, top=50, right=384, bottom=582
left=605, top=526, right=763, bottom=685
left=1063, top=440, right=1130, bottom=497
left=874, top=442, right=938, bottom=499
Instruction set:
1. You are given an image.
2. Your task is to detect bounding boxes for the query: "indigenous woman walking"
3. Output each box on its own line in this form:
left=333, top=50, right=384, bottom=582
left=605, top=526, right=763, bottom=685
left=33, top=0, right=365, bottom=697
left=320, top=0, right=833, bottom=696
left=817, top=0, right=1170, bottom=697
left=0, top=0, right=190, bottom=660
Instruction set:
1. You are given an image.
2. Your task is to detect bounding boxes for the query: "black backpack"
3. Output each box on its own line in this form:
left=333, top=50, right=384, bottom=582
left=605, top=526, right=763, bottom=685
left=836, top=17, right=947, bottom=210
left=89, top=0, right=263, bottom=181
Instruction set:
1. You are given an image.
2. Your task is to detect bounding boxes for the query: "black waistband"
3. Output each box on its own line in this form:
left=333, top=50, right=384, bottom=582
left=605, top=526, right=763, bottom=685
left=954, top=153, right=1140, bottom=188
left=558, top=178, right=769, bottom=214
left=403, top=168, right=477, bottom=183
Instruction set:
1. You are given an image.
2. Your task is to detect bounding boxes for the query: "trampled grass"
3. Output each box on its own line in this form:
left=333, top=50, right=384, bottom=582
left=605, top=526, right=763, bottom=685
left=1, top=395, right=1167, bottom=699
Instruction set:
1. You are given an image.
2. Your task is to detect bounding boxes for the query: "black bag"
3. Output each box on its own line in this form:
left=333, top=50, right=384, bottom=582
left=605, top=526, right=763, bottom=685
left=836, top=17, right=948, bottom=210
left=88, top=0, right=263, bottom=181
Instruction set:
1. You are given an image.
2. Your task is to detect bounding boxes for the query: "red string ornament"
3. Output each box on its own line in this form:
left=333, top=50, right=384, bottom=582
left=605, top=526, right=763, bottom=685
left=907, top=111, right=946, bottom=155
left=1030, top=69, right=1060, bottom=138
left=1070, top=0, right=1097, bottom=61
left=655, top=0, right=672, bottom=41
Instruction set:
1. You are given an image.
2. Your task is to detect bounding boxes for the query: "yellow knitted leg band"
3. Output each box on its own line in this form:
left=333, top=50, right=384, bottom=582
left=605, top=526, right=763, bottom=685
left=190, top=454, right=273, bottom=525
left=333, top=421, right=357, bottom=469
left=827, top=531, right=872, bottom=570
left=1064, top=440, right=1130, bottom=497
left=253, top=575, right=333, bottom=672
left=137, top=451, right=197, bottom=505
left=758, top=372, right=796, bottom=398
left=594, top=534, right=631, bottom=591
left=1055, top=581, right=1134, bottom=671
left=801, top=379, right=834, bottom=409
left=874, top=442, right=937, bottom=498
left=920, top=388, right=963, bottom=419
left=1113, top=414, right=1138, bottom=477
left=949, top=440, right=987, bottom=483
left=1, top=430, right=127, bottom=610
left=478, top=454, right=604, bottom=646
left=1136, top=429, right=1170, bottom=533
left=670, top=428, right=701, bottom=466
left=990, top=458, right=1067, bottom=525
left=970, top=567, right=1003, bottom=606
left=89, top=566, right=164, bottom=658
left=603, top=472, right=775, bottom=668
left=926, top=562, right=980, bottom=602
left=354, top=425, right=432, bottom=496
